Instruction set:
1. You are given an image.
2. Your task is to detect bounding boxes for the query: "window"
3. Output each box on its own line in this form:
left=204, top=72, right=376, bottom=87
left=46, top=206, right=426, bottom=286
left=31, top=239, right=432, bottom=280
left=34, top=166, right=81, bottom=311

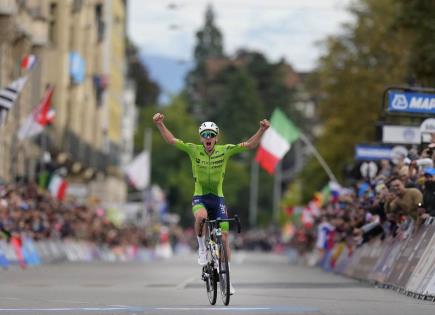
left=95, top=4, right=105, bottom=43
left=48, top=2, right=57, bottom=46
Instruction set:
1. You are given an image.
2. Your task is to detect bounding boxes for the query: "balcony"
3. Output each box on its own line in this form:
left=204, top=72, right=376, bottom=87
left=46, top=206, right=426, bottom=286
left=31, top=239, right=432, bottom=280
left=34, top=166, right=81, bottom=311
left=30, top=18, right=48, bottom=46
left=0, top=0, right=17, bottom=16
left=62, top=129, right=113, bottom=173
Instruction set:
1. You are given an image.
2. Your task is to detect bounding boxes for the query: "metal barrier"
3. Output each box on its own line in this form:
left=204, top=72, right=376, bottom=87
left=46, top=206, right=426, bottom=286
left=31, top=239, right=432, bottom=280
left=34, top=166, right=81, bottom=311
left=317, top=218, right=435, bottom=301
left=0, top=238, right=169, bottom=270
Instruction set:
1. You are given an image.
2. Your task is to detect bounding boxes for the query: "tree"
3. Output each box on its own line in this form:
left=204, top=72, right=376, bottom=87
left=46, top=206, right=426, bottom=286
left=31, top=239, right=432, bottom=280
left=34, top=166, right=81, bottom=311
left=299, top=0, right=412, bottom=200
left=126, top=39, right=160, bottom=107
left=193, top=5, right=225, bottom=65
left=186, top=4, right=225, bottom=117
left=396, top=0, right=435, bottom=86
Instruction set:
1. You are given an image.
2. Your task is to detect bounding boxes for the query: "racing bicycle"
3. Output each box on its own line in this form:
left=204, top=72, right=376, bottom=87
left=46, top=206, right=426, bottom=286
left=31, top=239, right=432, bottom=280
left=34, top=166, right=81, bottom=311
left=199, top=215, right=241, bottom=306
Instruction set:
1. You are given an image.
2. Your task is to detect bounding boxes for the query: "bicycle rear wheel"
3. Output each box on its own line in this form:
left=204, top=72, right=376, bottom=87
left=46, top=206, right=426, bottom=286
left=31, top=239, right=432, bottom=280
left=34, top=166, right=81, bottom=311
left=218, top=242, right=230, bottom=305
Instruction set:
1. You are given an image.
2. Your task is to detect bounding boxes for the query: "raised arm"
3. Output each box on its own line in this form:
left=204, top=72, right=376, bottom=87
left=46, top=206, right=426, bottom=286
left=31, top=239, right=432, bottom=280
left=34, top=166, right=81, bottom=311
left=153, top=113, right=176, bottom=145
left=240, top=119, right=270, bottom=149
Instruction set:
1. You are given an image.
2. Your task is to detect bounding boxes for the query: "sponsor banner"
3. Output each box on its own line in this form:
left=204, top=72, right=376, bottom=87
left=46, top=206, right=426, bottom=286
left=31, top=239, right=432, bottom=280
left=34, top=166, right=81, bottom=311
left=369, top=239, right=402, bottom=283
left=355, top=145, right=392, bottom=161
left=353, top=240, right=383, bottom=280
left=423, top=270, right=435, bottom=295
left=342, top=241, right=379, bottom=279
left=386, top=225, right=434, bottom=288
left=333, top=245, right=352, bottom=274
left=388, top=90, right=435, bottom=115
left=382, top=125, right=421, bottom=144
left=405, top=223, right=435, bottom=293
left=420, top=118, right=435, bottom=135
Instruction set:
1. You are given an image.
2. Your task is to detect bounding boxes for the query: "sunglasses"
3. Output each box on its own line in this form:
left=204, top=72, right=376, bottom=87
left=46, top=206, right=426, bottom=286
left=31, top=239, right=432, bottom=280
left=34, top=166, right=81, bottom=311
left=200, top=131, right=217, bottom=139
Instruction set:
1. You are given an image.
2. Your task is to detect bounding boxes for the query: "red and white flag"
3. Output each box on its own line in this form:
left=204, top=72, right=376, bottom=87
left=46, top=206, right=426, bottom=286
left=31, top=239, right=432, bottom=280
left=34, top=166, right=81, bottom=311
left=255, top=109, right=300, bottom=174
left=18, top=86, right=55, bottom=140
left=48, top=174, right=68, bottom=201
left=20, top=54, right=37, bottom=71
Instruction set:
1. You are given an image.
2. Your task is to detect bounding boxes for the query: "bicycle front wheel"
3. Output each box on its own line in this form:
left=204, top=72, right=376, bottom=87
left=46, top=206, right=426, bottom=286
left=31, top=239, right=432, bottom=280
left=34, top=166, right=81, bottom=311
left=205, top=263, right=217, bottom=305
left=218, top=242, right=230, bottom=305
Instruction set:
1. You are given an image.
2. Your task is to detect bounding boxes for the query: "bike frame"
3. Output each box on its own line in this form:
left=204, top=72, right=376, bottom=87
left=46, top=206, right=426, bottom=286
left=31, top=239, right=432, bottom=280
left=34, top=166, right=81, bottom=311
left=200, top=216, right=241, bottom=306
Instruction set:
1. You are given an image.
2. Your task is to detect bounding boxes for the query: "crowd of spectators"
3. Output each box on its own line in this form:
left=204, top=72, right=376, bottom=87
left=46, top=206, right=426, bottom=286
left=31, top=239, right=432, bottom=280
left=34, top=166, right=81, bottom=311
left=0, top=182, right=165, bottom=249
left=301, top=143, right=435, bottom=256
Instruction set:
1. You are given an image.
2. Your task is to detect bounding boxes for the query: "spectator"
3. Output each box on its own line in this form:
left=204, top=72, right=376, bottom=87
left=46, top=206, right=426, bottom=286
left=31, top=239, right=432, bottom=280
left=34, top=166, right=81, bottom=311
left=385, top=177, right=423, bottom=228
left=422, top=168, right=435, bottom=218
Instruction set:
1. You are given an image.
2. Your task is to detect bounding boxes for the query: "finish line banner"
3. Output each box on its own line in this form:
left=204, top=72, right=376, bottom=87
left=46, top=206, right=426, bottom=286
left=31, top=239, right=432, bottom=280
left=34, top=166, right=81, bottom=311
left=388, top=91, right=435, bottom=115
left=355, top=145, right=392, bottom=161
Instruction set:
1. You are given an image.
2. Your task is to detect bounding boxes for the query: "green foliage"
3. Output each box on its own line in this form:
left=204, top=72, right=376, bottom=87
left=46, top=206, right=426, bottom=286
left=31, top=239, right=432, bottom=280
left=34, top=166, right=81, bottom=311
left=194, top=5, right=225, bottom=65
left=213, top=67, right=265, bottom=144
left=299, top=0, right=412, bottom=199
left=126, top=39, right=160, bottom=107
left=396, top=0, right=435, bottom=86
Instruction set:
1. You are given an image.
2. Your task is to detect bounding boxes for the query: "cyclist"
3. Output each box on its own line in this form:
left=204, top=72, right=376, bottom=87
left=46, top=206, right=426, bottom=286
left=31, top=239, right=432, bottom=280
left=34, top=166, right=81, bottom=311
left=153, top=113, right=270, bottom=294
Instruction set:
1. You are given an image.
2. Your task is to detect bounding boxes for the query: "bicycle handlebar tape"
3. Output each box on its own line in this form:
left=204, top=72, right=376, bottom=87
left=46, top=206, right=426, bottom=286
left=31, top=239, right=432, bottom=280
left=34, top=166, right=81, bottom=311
left=234, top=215, right=241, bottom=233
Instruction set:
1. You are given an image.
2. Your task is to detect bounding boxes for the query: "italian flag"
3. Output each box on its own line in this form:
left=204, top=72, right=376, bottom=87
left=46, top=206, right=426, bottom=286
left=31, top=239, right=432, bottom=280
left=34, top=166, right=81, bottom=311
left=48, top=174, right=68, bottom=201
left=255, top=109, right=300, bottom=174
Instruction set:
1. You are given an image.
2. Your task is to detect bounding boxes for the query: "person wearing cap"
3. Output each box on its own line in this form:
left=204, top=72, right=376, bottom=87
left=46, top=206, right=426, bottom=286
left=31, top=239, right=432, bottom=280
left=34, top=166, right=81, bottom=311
left=152, top=112, right=270, bottom=295
left=421, top=168, right=435, bottom=219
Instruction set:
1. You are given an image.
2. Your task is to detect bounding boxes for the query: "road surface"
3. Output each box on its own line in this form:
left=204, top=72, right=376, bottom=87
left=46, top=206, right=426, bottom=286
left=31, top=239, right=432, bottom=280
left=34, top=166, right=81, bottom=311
left=0, top=252, right=433, bottom=315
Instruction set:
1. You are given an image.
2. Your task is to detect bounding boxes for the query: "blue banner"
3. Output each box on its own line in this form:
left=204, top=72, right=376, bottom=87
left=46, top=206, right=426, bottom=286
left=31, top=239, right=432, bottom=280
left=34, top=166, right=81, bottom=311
left=388, top=91, right=435, bottom=115
left=355, top=145, right=392, bottom=161
left=69, top=52, right=86, bottom=84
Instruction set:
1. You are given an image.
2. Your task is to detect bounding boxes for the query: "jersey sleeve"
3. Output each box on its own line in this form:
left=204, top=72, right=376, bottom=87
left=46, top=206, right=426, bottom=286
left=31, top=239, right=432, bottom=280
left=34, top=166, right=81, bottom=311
left=224, top=144, right=248, bottom=158
left=174, top=139, right=194, bottom=155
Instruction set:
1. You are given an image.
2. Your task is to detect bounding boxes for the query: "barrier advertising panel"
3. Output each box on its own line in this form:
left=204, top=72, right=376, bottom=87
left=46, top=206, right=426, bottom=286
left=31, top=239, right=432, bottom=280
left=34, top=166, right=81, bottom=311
left=386, top=225, right=435, bottom=288
left=404, top=223, right=435, bottom=294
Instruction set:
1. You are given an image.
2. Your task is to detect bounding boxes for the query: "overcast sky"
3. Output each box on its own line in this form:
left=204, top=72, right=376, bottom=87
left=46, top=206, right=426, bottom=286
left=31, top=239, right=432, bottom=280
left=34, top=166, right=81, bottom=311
left=127, top=0, right=355, bottom=71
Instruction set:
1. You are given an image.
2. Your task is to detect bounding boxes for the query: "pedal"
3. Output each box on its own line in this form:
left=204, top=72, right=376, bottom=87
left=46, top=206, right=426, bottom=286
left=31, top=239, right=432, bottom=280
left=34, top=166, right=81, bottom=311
left=201, top=266, right=209, bottom=281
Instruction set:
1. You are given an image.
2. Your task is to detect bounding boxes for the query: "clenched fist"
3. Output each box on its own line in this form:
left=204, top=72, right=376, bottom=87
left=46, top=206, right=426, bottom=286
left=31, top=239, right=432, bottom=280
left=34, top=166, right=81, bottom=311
left=153, top=113, right=164, bottom=124
left=260, top=119, right=270, bottom=131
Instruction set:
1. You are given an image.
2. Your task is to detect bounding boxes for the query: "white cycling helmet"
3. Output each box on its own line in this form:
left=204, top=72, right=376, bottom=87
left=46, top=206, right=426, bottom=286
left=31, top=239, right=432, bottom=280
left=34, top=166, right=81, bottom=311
left=198, top=121, right=219, bottom=136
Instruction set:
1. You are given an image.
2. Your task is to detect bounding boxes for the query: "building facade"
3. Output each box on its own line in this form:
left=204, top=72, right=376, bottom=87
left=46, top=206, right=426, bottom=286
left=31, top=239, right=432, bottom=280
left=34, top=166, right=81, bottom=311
left=0, top=0, right=133, bottom=202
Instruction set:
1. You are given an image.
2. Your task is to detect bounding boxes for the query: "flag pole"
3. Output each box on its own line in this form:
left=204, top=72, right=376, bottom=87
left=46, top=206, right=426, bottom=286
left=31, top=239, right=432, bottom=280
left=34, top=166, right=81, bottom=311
left=144, top=128, right=152, bottom=187
left=249, top=158, right=259, bottom=227
left=298, top=131, right=338, bottom=183
left=273, top=161, right=282, bottom=224
left=143, top=128, right=152, bottom=223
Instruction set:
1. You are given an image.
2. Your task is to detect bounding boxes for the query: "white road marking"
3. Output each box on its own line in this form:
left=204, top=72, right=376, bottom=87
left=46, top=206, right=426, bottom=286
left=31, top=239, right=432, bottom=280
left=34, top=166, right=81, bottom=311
left=0, top=308, right=130, bottom=311
left=176, top=275, right=197, bottom=289
left=156, top=307, right=270, bottom=311
left=0, top=297, right=20, bottom=300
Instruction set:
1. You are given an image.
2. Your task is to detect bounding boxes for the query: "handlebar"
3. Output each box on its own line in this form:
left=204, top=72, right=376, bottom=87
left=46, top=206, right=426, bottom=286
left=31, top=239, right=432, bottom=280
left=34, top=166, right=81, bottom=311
left=198, top=215, right=242, bottom=237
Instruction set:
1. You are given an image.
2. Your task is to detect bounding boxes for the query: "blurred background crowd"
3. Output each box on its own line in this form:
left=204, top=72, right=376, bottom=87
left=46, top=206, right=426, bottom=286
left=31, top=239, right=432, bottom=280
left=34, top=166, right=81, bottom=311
left=290, top=142, right=435, bottom=260
left=0, top=182, right=197, bottom=253
left=1, top=0, right=435, bottom=267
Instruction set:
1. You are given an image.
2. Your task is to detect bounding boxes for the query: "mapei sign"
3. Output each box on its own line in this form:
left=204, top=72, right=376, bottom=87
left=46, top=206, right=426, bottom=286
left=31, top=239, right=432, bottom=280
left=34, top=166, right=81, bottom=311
left=388, top=91, right=435, bottom=115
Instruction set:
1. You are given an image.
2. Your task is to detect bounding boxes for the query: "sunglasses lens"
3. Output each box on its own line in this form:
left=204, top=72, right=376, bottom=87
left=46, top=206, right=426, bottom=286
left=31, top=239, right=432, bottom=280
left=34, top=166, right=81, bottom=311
left=201, top=131, right=216, bottom=138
